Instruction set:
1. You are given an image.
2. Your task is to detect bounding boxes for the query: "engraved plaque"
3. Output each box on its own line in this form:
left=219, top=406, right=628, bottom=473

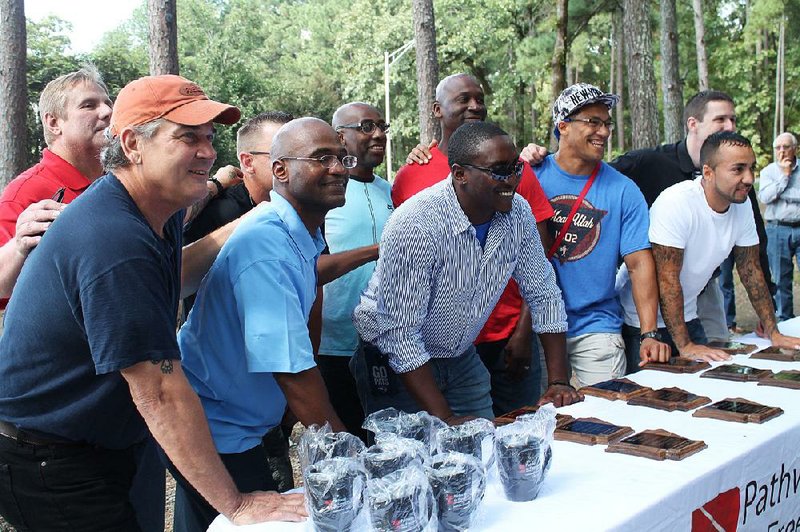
left=580, top=378, right=652, bottom=401
left=706, top=341, right=758, bottom=355
left=493, top=406, right=573, bottom=427
left=758, top=370, right=800, bottom=390
left=605, top=429, right=707, bottom=461
left=554, top=417, right=634, bottom=445
left=692, top=397, right=783, bottom=423
left=750, top=347, right=800, bottom=362
left=627, top=387, right=711, bottom=412
left=641, top=357, right=711, bottom=374
left=700, top=364, right=773, bottom=382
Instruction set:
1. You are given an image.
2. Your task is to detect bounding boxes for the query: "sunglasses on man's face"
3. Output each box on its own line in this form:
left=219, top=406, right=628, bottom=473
left=458, top=160, right=524, bottom=181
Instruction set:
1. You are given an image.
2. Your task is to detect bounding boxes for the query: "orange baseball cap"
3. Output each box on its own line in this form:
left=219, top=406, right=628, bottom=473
left=109, top=74, right=240, bottom=136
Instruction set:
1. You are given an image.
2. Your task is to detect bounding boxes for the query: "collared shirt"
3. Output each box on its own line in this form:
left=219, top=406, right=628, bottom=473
left=353, top=179, right=567, bottom=374
left=757, top=160, right=800, bottom=223
left=179, top=190, right=326, bottom=454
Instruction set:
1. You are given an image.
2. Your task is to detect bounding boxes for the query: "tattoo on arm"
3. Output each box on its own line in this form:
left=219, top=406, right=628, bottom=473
left=733, top=245, right=777, bottom=335
left=652, top=244, right=690, bottom=347
left=151, top=359, right=174, bottom=374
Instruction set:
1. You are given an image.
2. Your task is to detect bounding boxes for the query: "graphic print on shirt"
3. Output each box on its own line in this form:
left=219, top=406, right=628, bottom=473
left=549, top=194, right=607, bottom=263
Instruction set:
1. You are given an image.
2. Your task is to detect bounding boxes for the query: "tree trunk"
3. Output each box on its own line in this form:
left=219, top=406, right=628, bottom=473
left=660, top=0, right=683, bottom=142
left=613, top=7, right=626, bottom=152
left=148, top=0, right=179, bottom=75
left=692, top=0, right=709, bottom=91
left=0, top=0, right=28, bottom=187
left=411, top=0, right=440, bottom=144
left=550, top=0, right=568, bottom=150
left=623, top=0, right=659, bottom=149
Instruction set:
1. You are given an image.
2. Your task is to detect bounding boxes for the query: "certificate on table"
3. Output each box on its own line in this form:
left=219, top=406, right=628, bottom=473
left=209, top=319, right=800, bottom=532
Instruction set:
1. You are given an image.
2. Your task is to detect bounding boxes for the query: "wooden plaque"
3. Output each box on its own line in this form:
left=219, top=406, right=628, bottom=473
left=554, top=417, right=634, bottom=445
left=493, top=405, right=573, bottom=427
left=757, top=370, right=800, bottom=390
left=627, top=387, right=711, bottom=412
left=580, top=378, right=652, bottom=401
left=700, top=363, right=773, bottom=382
left=750, top=347, right=800, bottom=362
left=605, top=429, right=706, bottom=461
left=692, top=397, right=783, bottom=424
left=641, top=357, right=711, bottom=374
left=706, top=341, right=758, bottom=355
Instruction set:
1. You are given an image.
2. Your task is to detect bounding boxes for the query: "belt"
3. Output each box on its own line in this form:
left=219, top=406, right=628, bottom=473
left=0, top=420, right=84, bottom=447
left=771, top=220, right=800, bottom=228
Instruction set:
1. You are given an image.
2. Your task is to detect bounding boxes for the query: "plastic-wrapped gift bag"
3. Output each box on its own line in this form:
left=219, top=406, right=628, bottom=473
left=433, top=418, right=495, bottom=468
left=304, top=456, right=368, bottom=532
left=494, top=404, right=556, bottom=501
left=428, top=452, right=486, bottom=531
left=362, top=408, right=446, bottom=451
left=367, top=462, right=437, bottom=532
left=363, top=433, right=430, bottom=479
left=298, top=423, right=365, bottom=472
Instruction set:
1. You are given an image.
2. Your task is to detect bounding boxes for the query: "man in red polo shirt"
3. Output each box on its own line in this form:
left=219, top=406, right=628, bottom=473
left=0, top=67, right=113, bottom=320
left=392, top=73, right=574, bottom=413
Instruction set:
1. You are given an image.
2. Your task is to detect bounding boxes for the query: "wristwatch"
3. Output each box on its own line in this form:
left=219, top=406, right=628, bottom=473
left=208, top=177, right=224, bottom=197
left=640, top=330, right=663, bottom=342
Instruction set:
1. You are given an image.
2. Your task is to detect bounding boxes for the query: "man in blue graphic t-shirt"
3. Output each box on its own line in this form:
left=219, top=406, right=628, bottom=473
left=535, top=83, right=670, bottom=387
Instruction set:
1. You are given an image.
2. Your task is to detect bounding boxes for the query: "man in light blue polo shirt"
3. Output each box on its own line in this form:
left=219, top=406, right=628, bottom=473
left=318, top=102, right=392, bottom=439
left=175, top=117, right=349, bottom=532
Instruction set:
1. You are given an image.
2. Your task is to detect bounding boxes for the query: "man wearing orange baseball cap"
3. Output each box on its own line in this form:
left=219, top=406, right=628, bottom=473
left=0, top=75, right=307, bottom=529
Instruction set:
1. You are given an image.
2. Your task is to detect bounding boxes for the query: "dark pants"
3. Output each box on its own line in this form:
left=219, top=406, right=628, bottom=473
left=622, top=318, right=708, bottom=374
left=475, top=337, right=542, bottom=416
left=130, top=436, right=166, bottom=532
left=166, top=432, right=285, bottom=532
left=719, top=253, right=737, bottom=328
left=0, top=433, right=140, bottom=531
left=316, top=354, right=368, bottom=442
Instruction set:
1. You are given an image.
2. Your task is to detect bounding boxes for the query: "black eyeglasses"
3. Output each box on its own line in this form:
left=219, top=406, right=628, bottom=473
left=279, top=154, right=358, bottom=169
left=248, top=151, right=271, bottom=156
left=336, top=121, right=390, bottom=134
left=459, top=161, right=524, bottom=181
left=563, top=116, right=614, bottom=131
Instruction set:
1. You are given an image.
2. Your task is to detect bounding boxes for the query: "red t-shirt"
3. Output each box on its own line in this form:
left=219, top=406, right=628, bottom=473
left=390, top=146, right=554, bottom=343
left=0, top=149, right=92, bottom=307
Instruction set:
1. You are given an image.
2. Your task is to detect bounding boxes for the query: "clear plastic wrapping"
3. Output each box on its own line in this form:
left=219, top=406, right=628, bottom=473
left=494, top=404, right=556, bottom=501
left=298, top=423, right=366, bottom=472
left=428, top=452, right=486, bottom=531
left=366, top=462, right=437, bottom=532
left=433, top=418, right=495, bottom=468
left=363, top=433, right=430, bottom=479
left=303, top=456, right=368, bottom=532
left=362, top=408, right=446, bottom=451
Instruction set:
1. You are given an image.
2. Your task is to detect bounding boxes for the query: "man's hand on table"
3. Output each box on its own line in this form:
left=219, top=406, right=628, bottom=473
left=677, top=342, right=730, bottom=362
left=538, top=383, right=583, bottom=407
left=229, top=491, right=307, bottom=525
left=769, top=331, right=800, bottom=350
left=638, top=337, right=672, bottom=366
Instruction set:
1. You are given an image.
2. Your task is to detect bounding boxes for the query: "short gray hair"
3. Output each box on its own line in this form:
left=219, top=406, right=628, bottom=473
left=101, top=119, right=165, bottom=171
left=40, top=65, right=109, bottom=146
left=774, top=132, right=798, bottom=148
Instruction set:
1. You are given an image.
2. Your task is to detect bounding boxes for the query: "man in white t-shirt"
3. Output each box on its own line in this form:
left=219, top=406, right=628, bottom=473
left=619, top=131, right=800, bottom=360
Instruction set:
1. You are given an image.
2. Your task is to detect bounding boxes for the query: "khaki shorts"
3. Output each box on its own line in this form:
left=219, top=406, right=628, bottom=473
left=567, top=332, right=626, bottom=389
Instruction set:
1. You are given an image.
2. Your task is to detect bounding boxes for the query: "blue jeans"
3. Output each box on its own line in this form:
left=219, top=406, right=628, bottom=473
left=350, top=340, right=494, bottom=420
left=719, top=253, right=737, bottom=328
left=622, top=318, right=707, bottom=373
left=475, top=337, right=542, bottom=417
left=766, top=222, right=799, bottom=321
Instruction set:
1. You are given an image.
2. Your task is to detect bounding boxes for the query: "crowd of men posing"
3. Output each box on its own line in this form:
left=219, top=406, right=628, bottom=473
left=0, top=66, right=798, bottom=531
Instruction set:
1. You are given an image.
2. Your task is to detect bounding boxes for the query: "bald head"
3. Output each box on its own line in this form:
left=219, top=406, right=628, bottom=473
left=332, top=102, right=380, bottom=129
left=436, top=73, right=481, bottom=101
left=271, top=117, right=340, bottom=161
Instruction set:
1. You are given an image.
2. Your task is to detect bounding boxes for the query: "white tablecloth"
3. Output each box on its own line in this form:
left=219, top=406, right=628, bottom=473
left=209, top=319, right=800, bottom=532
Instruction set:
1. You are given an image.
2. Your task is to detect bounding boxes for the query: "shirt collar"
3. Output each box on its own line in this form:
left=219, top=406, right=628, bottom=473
left=440, top=177, right=506, bottom=235
left=268, top=190, right=326, bottom=259
left=42, top=149, right=93, bottom=190
left=676, top=140, right=698, bottom=176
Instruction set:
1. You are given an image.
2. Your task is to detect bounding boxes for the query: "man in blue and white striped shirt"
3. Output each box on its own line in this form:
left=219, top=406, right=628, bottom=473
left=351, top=122, right=581, bottom=424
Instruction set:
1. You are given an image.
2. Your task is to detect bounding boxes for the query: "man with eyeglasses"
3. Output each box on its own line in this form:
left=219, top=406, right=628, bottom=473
left=391, top=73, right=568, bottom=415
left=174, top=117, right=349, bottom=531
left=536, top=83, right=670, bottom=388
left=313, top=102, right=391, bottom=440
left=351, top=121, right=580, bottom=424
left=758, top=132, right=800, bottom=321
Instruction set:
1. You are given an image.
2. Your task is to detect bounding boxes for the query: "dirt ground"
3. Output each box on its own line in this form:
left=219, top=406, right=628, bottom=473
left=1, top=277, right=796, bottom=532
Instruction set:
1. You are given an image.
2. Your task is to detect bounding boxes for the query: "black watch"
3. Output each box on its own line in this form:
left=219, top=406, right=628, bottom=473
left=209, top=177, right=224, bottom=197
left=640, top=330, right=662, bottom=342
